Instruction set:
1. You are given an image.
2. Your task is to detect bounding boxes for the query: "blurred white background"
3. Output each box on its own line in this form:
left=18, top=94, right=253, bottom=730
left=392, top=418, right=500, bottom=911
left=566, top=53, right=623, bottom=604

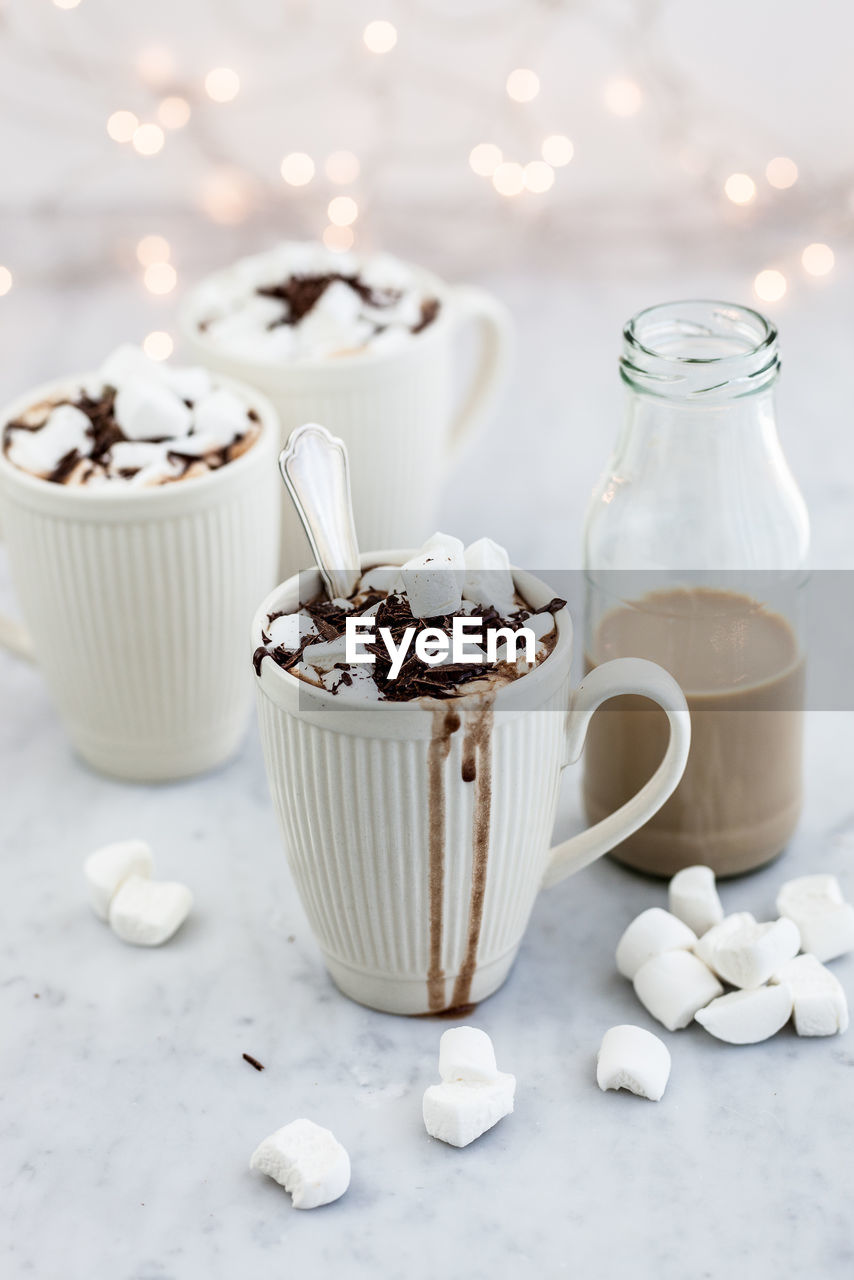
left=0, top=0, right=852, bottom=566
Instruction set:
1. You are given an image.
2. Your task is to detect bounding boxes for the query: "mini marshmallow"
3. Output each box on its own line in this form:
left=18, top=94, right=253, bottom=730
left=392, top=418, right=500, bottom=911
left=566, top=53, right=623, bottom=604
left=770, top=954, right=849, bottom=1036
left=596, top=1025, right=671, bottom=1101
left=266, top=612, right=318, bottom=650
left=95, top=343, right=158, bottom=393
left=633, top=950, right=723, bottom=1031
left=695, top=984, right=793, bottom=1044
left=525, top=611, right=558, bottom=642
left=114, top=375, right=192, bottom=442
left=712, top=917, right=801, bottom=989
left=108, top=441, right=170, bottom=474
left=192, top=389, right=248, bottom=448
left=159, top=363, right=213, bottom=404
left=776, top=874, right=854, bottom=962
left=84, top=839, right=153, bottom=920
left=301, top=636, right=349, bottom=672
left=108, top=875, right=193, bottom=946
left=439, top=1027, right=499, bottom=1084
left=616, top=907, right=698, bottom=980
left=250, top=1119, right=350, bottom=1210
left=401, top=533, right=465, bottom=618
left=359, top=565, right=403, bottom=595
left=422, top=1075, right=515, bottom=1148
left=462, top=538, right=516, bottom=616
left=693, top=912, right=756, bottom=970
left=668, top=865, right=724, bottom=937
left=6, top=404, right=91, bottom=476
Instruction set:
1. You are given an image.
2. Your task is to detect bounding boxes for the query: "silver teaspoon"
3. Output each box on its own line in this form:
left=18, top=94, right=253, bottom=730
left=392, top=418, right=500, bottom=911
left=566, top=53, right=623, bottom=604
left=278, top=423, right=361, bottom=601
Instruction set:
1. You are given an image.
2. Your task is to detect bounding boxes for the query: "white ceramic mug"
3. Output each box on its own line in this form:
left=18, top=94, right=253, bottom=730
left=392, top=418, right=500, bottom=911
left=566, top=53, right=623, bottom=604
left=252, top=553, right=691, bottom=1015
left=0, top=373, right=281, bottom=782
left=179, top=268, right=512, bottom=578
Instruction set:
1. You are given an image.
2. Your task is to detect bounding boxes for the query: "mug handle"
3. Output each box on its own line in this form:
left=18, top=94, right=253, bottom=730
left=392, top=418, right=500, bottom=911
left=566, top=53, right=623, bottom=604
left=446, top=284, right=513, bottom=459
left=542, top=657, right=690, bottom=888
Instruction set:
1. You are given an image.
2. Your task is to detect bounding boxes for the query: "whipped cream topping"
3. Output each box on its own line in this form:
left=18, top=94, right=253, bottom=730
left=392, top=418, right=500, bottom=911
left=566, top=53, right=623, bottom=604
left=253, top=533, right=565, bottom=703
left=193, top=242, right=441, bottom=363
left=2, top=345, right=260, bottom=487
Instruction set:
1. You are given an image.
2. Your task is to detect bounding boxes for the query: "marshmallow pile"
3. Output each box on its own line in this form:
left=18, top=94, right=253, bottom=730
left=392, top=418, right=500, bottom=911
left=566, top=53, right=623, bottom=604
left=194, top=243, right=440, bottom=363
left=4, top=344, right=256, bottom=487
left=615, top=865, right=850, bottom=1043
left=422, top=1027, right=515, bottom=1147
left=84, top=839, right=193, bottom=946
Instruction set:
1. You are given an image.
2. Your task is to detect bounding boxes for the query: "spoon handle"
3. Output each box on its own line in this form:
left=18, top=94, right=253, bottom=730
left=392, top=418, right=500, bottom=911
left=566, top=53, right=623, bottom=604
left=278, top=423, right=361, bottom=601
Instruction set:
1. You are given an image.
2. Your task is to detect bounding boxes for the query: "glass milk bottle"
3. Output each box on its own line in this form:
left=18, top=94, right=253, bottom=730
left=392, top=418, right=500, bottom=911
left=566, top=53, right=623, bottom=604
left=582, top=301, right=809, bottom=877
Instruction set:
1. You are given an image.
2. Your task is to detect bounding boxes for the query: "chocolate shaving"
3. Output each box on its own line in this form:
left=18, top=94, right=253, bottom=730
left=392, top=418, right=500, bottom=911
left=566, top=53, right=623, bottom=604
left=412, top=297, right=440, bottom=334
left=242, top=1052, right=265, bottom=1072
left=255, top=272, right=440, bottom=337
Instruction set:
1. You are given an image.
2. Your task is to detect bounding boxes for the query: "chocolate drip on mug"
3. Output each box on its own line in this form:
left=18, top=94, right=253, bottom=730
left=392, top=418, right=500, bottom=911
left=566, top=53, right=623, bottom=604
left=450, top=698, right=494, bottom=1009
left=427, top=705, right=461, bottom=1012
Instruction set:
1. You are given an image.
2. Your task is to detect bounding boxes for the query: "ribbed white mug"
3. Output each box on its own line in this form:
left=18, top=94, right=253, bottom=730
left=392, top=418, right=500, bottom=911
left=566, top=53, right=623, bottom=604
left=0, top=373, right=281, bottom=782
left=179, top=268, right=512, bottom=578
left=253, top=554, right=691, bottom=1015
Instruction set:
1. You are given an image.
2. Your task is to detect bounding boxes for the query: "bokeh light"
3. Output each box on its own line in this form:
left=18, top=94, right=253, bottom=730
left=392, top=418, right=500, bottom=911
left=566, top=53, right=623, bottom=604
left=137, top=46, right=175, bottom=88
left=363, top=21, right=397, bottom=53
left=765, top=156, right=798, bottom=190
left=603, top=78, right=642, bottom=117
left=136, top=235, right=171, bottom=267
left=469, top=143, right=503, bottom=177
left=492, top=161, right=525, bottom=196
left=0, top=265, right=12, bottom=296
left=132, top=124, right=165, bottom=157
left=754, top=269, right=787, bottom=302
left=724, top=173, right=756, bottom=204
left=541, top=135, right=573, bottom=167
left=144, top=262, right=177, bottom=295
left=523, top=160, right=555, bottom=193
left=328, top=196, right=358, bottom=226
left=157, top=97, right=191, bottom=130
left=281, top=152, right=315, bottom=186
left=106, top=111, right=138, bottom=143
left=199, top=168, right=254, bottom=225
left=801, top=243, right=834, bottom=276
left=325, top=151, right=360, bottom=184
left=204, top=67, right=240, bottom=103
left=323, top=225, right=355, bottom=252
left=506, top=69, right=540, bottom=102
left=143, top=331, right=174, bottom=361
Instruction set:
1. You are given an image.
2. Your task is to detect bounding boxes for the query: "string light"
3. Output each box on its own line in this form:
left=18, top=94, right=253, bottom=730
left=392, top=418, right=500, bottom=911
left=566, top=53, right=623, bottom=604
left=754, top=269, right=787, bottom=302
left=323, top=225, right=355, bottom=252
left=541, top=135, right=573, bottom=167
left=157, top=96, right=191, bottom=130
left=469, top=143, right=502, bottom=177
left=136, top=235, right=171, bottom=267
left=281, top=152, right=315, bottom=185
left=492, top=161, right=525, bottom=196
left=363, top=21, right=397, bottom=53
left=199, top=168, right=253, bottom=224
left=724, top=173, right=756, bottom=204
left=765, top=156, right=798, bottom=190
left=523, top=160, right=554, bottom=193
left=603, top=77, right=642, bottom=117
left=0, top=265, right=12, bottom=296
left=204, top=67, right=240, bottom=103
left=144, top=262, right=177, bottom=295
left=325, top=151, right=360, bottom=184
left=328, top=196, right=358, bottom=226
left=132, top=124, right=165, bottom=157
left=143, top=331, right=174, bottom=361
left=506, top=69, right=540, bottom=103
left=106, top=111, right=138, bottom=143
left=137, top=46, right=175, bottom=88
left=801, top=242, right=834, bottom=276
left=53, top=0, right=82, bottom=9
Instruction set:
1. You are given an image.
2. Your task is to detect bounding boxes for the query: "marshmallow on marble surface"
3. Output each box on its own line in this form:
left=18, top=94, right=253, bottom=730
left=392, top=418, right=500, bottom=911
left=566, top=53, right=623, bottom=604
left=668, top=865, right=724, bottom=937
left=192, top=389, right=248, bottom=448
left=401, top=533, right=465, bottom=618
left=616, top=907, right=698, bottom=980
left=596, top=1025, right=671, bottom=1102
left=776, top=874, right=854, bottom=963
left=6, top=404, right=92, bottom=476
left=462, top=538, right=516, bottom=616
left=423, top=1075, right=515, bottom=1148
left=115, top=375, right=192, bottom=442
left=695, top=984, right=793, bottom=1044
left=633, top=950, right=723, bottom=1031
left=108, top=875, right=193, bottom=946
left=693, top=912, right=756, bottom=970
left=84, top=839, right=153, bottom=920
left=712, top=917, right=801, bottom=989
left=770, top=954, right=849, bottom=1036
left=250, top=1118, right=350, bottom=1209
left=439, top=1027, right=499, bottom=1084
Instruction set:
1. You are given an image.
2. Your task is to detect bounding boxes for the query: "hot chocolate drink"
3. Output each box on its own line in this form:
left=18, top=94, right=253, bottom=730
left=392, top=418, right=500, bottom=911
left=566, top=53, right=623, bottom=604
left=193, top=242, right=441, bottom=363
left=582, top=588, right=804, bottom=877
left=2, top=344, right=260, bottom=488
left=252, top=534, right=564, bottom=703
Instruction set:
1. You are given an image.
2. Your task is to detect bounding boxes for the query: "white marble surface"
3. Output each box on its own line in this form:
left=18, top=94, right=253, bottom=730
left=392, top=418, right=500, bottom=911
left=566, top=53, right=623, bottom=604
left=2, top=263, right=854, bottom=1279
